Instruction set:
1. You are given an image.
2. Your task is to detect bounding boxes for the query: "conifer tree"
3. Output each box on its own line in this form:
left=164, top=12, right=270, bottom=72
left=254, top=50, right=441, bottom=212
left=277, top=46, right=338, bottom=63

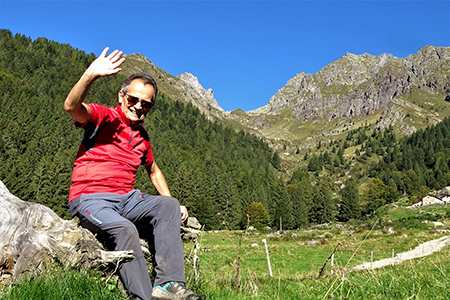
left=310, top=179, right=336, bottom=224
left=339, top=179, right=360, bottom=221
left=273, top=184, right=294, bottom=230
left=272, top=151, right=281, bottom=170
left=291, top=185, right=309, bottom=228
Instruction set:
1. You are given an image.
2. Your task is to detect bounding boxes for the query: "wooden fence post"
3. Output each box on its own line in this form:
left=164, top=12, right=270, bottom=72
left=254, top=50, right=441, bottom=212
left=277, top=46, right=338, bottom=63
left=392, top=249, right=394, bottom=266
left=371, top=251, right=373, bottom=269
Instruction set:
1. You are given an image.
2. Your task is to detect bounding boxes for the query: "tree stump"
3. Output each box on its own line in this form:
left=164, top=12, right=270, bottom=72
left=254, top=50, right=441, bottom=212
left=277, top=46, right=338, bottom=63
left=0, top=180, right=134, bottom=284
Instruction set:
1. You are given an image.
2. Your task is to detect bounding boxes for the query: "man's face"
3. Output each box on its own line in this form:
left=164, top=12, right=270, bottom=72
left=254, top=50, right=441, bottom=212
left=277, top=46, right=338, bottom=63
left=118, top=79, right=155, bottom=123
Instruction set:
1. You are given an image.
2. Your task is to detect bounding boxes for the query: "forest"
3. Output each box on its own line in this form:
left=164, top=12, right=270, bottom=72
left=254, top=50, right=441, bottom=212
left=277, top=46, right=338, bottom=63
left=2, top=29, right=450, bottom=231
left=0, top=30, right=289, bottom=230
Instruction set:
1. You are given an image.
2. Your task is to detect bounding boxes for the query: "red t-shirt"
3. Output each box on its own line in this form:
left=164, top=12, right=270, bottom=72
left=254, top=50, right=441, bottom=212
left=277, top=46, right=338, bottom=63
left=69, top=103, right=154, bottom=201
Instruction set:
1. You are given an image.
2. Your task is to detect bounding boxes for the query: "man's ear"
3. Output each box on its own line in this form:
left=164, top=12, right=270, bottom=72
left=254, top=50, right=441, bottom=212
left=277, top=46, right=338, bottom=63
left=118, top=91, right=124, bottom=104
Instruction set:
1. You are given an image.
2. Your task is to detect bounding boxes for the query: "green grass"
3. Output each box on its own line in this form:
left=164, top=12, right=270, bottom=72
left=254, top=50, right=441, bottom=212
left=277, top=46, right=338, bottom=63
left=0, top=267, right=126, bottom=300
left=2, top=207, right=450, bottom=299
left=191, top=228, right=450, bottom=299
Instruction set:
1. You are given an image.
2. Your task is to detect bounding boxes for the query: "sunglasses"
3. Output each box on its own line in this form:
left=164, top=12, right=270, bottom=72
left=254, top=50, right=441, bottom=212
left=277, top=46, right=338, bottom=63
left=123, top=93, right=153, bottom=110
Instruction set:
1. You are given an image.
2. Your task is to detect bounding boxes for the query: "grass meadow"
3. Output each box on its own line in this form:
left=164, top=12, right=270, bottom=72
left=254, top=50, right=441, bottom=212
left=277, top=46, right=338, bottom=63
left=2, top=205, right=450, bottom=299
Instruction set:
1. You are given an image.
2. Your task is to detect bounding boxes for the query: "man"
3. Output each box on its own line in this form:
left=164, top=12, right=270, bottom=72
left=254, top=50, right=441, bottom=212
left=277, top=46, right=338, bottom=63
left=64, top=47, right=202, bottom=300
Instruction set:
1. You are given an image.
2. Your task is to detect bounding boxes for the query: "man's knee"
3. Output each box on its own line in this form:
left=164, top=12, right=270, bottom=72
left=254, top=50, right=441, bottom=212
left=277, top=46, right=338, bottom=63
left=163, top=196, right=180, bottom=209
left=148, top=196, right=181, bottom=223
left=159, top=196, right=181, bottom=215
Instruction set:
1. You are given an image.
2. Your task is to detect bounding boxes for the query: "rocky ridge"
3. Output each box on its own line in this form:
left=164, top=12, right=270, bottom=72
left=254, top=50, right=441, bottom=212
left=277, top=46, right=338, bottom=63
left=121, top=53, right=223, bottom=120
left=251, top=46, right=450, bottom=122
left=122, top=47, right=450, bottom=150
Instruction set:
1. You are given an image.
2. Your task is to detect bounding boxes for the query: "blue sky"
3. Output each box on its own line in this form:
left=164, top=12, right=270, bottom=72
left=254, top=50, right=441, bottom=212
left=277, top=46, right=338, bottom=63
left=1, top=1, right=449, bottom=111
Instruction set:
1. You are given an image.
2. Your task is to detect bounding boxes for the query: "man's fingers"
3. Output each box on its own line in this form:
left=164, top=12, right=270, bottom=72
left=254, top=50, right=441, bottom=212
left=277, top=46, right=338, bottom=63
left=100, top=47, right=110, bottom=57
left=180, top=206, right=188, bottom=222
left=107, top=49, right=120, bottom=60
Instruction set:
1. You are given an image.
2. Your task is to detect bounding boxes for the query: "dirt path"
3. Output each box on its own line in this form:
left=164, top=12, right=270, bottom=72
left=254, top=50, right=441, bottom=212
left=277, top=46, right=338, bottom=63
left=353, top=236, right=450, bottom=270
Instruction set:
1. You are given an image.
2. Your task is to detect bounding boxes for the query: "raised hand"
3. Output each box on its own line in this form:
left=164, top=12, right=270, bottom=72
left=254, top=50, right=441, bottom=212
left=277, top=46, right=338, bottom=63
left=86, top=47, right=126, bottom=79
left=64, top=47, right=126, bottom=123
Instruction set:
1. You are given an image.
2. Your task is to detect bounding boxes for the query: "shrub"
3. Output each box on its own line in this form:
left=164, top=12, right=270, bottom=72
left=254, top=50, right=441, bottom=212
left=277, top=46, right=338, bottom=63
left=244, top=202, right=270, bottom=229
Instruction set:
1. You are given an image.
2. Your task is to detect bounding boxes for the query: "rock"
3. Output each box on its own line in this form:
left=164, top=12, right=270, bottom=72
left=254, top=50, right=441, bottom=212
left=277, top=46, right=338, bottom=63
left=303, top=239, right=321, bottom=246
left=266, top=231, right=282, bottom=238
left=177, top=72, right=223, bottom=113
left=437, top=186, right=450, bottom=199
left=432, top=221, right=445, bottom=227
left=181, top=217, right=203, bottom=241
left=181, top=232, right=199, bottom=241
left=387, top=227, right=396, bottom=234
left=263, top=46, right=450, bottom=123
left=0, top=180, right=134, bottom=282
left=186, top=217, right=202, bottom=230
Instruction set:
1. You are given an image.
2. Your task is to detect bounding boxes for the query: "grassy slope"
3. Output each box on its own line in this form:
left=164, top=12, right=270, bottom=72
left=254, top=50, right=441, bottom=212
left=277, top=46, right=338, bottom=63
left=243, top=86, right=450, bottom=182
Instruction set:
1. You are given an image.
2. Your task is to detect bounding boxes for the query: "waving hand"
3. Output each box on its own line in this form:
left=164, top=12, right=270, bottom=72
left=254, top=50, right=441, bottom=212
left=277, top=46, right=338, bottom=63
left=64, top=47, right=126, bottom=123
left=87, top=47, right=126, bottom=79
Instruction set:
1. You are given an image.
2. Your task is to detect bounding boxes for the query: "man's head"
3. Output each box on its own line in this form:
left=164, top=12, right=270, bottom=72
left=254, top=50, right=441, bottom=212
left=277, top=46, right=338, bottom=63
left=119, top=74, right=158, bottom=123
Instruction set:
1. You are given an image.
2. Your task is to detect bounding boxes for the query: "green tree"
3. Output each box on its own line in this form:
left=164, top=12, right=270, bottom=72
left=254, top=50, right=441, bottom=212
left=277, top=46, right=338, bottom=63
left=309, top=179, right=336, bottom=224
left=360, top=178, right=397, bottom=215
left=339, top=179, right=360, bottom=221
left=291, top=185, right=309, bottom=228
left=271, top=151, right=281, bottom=170
left=244, top=202, right=270, bottom=229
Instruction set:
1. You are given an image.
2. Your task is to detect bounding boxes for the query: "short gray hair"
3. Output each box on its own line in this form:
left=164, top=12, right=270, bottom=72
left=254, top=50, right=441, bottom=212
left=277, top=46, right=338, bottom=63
left=121, top=73, right=158, bottom=109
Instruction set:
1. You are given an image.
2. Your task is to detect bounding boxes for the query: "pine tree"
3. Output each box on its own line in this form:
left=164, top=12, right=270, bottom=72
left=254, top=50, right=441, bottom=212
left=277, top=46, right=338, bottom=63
left=273, top=184, right=293, bottom=230
left=271, top=151, right=281, bottom=170
left=339, top=179, right=360, bottom=221
left=310, top=179, right=336, bottom=224
left=291, top=185, right=309, bottom=228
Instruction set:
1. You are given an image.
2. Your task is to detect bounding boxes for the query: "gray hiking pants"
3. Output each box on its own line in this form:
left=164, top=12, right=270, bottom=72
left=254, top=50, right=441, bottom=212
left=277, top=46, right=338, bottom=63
left=69, top=190, right=186, bottom=300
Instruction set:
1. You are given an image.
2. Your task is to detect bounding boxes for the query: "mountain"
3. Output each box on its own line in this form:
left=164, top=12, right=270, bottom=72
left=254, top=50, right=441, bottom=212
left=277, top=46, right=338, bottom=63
left=231, top=46, right=450, bottom=150
left=121, top=53, right=224, bottom=120
left=123, top=46, right=450, bottom=155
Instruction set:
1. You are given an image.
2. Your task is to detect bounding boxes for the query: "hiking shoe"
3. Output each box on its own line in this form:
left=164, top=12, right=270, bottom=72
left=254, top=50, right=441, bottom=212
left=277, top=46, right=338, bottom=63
left=152, top=282, right=203, bottom=300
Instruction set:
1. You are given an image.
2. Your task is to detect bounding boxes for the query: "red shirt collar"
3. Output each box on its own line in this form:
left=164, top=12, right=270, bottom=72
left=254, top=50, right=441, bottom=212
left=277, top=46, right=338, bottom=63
left=115, top=105, right=144, bottom=128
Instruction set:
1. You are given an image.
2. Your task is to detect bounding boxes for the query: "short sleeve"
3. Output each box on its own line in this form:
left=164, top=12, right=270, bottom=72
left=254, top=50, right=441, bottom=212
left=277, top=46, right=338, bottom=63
left=142, top=139, right=154, bottom=166
left=74, top=103, right=104, bottom=128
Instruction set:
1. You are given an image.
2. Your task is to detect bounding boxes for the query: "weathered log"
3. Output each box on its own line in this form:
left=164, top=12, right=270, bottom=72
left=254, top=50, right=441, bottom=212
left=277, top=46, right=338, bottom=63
left=0, top=180, right=134, bottom=283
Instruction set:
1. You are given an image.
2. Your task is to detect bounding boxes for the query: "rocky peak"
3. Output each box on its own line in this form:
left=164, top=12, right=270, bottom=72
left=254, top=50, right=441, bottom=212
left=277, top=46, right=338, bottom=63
left=260, top=46, right=450, bottom=123
left=121, top=54, right=224, bottom=120
left=177, top=72, right=223, bottom=112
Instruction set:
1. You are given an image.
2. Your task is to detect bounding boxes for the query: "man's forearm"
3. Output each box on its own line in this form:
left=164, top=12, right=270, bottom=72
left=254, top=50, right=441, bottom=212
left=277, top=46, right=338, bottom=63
left=147, top=162, right=171, bottom=197
left=64, top=70, right=97, bottom=121
left=64, top=71, right=97, bottom=111
left=151, top=170, right=172, bottom=197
